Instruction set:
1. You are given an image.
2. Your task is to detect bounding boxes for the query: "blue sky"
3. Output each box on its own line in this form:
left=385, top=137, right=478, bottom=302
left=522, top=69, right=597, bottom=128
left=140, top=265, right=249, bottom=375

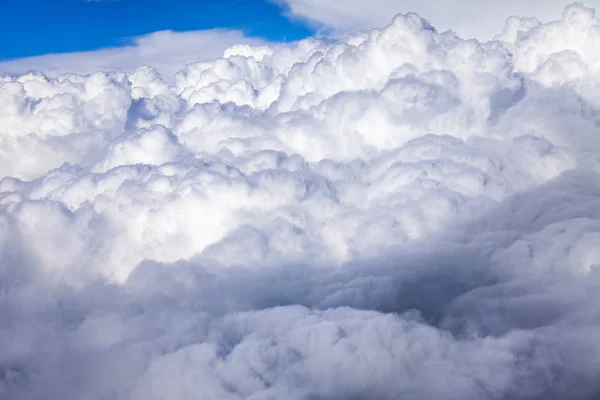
left=0, top=0, right=314, bottom=61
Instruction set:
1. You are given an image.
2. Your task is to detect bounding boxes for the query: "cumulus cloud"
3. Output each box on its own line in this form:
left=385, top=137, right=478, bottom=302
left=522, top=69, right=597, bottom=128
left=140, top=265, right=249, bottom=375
left=275, top=0, right=600, bottom=39
left=2, top=3, right=600, bottom=400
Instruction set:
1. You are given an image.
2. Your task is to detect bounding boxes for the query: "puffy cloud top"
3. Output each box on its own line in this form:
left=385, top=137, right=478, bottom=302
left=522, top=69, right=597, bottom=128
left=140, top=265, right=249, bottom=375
left=2, top=4, right=600, bottom=400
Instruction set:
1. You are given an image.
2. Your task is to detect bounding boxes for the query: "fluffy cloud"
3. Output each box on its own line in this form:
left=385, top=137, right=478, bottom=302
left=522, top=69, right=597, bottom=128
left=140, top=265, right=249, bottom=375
left=275, top=0, right=600, bottom=39
left=2, top=3, right=600, bottom=400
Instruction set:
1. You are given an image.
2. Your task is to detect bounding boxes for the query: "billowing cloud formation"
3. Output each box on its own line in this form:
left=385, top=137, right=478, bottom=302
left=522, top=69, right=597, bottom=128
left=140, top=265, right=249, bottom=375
left=2, top=3, right=600, bottom=399
left=276, top=0, right=600, bottom=39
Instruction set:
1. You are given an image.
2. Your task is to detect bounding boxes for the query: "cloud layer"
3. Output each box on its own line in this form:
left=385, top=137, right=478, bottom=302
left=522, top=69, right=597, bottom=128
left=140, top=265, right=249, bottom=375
left=0, top=29, right=266, bottom=81
left=276, top=0, right=600, bottom=39
left=2, top=3, right=600, bottom=399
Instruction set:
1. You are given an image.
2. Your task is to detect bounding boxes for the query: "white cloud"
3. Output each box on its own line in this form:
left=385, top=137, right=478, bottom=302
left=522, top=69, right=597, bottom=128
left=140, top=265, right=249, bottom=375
left=0, top=29, right=266, bottom=81
left=275, top=0, right=600, bottom=39
left=2, top=3, right=600, bottom=400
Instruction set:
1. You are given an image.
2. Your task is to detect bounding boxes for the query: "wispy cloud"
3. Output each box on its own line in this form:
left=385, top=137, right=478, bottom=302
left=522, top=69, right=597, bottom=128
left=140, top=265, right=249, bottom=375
left=0, top=29, right=266, bottom=80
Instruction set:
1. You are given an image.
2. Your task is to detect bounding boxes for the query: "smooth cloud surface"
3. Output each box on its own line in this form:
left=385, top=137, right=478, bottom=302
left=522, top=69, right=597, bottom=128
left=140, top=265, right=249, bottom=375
left=0, top=29, right=266, bottom=81
left=2, top=3, right=600, bottom=400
